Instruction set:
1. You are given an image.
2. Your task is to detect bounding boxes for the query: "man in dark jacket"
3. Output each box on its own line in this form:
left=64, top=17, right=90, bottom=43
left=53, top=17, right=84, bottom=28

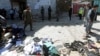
left=68, top=6, right=72, bottom=21
left=86, top=5, right=98, bottom=37
left=48, top=6, right=52, bottom=21
left=41, top=6, right=45, bottom=21
left=10, top=8, right=15, bottom=20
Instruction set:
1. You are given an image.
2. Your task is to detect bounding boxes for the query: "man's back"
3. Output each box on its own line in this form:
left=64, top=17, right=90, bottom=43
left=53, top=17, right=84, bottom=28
left=87, top=9, right=96, bottom=22
left=90, top=9, right=95, bottom=22
left=23, top=10, right=32, bottom=22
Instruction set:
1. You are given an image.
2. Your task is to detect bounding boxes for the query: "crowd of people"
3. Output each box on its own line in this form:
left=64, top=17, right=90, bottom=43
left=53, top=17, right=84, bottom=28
left=0, top=8, right=7, bottom=19
left=0, top=5, right=53, bottom=31
left=0, top=5, right=53, bottom=45
left=0, top=8, right=23, bottom=20
left=67, top=4, right=99, bottom=38
left=23, top=5, right=53, bottom=31
left=0, top=4, right=100, bottom=55
left=66, top=4, right=99, bottom=39
left=77, top=5, right=99, bottom=38
left=40, top=6, right=52, bottom=21
left=0, top=4, right=99, bottom=40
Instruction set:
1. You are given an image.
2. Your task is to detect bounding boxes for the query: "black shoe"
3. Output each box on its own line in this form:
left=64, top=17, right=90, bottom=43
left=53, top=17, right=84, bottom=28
left=86, top=35, right=90, bottom=38
left=88, top=31, right=92, bottom=34
left=83, top=36, right=90, bottom=40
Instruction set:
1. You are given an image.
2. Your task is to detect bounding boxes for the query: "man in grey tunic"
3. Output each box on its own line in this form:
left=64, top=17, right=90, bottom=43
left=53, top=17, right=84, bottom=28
left=86, top=5, right=98, bottom=37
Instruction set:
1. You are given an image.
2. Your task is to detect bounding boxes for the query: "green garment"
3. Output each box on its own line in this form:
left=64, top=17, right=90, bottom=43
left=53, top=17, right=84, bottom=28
left=78, top=7, right=84, bottom=15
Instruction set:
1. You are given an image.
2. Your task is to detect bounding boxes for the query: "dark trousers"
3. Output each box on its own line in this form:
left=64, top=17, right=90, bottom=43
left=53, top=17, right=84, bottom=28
left=19, top=13, right=22, bottom=20
left=24, top=23, right=32, bottom=31
left=10, top=14, right=14, bottom=20
left=78, top=14, right=82, bottom=20
left=0, top=34, right=2, bottom=41
left=41, top=14, right=44, bottom=21
left=56, top=14, right=59, bottom=22
left=48, top=13, right=51, bottom=21
left=95, top=14, right=97, bottom=21
left=69, top=15, right=71, bottom=21
left=86, top=21, right=93, bottom=36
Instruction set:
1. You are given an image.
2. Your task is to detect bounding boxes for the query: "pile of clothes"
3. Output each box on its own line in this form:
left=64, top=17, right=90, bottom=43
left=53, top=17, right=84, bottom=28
left=87, top=37, right=100, bottom=56
left=24, top=37, right=60, bottom=56
left=0, top=15, right=7, bottom=26
left=0, top=24, right=26, bottom=55
left=63, top=41, right=86, bottom=56
left=0, top=37, right=59, bottom=56
left=62, top=38, right=100, bottom=56
left=0, top=24, right=61, bottom=56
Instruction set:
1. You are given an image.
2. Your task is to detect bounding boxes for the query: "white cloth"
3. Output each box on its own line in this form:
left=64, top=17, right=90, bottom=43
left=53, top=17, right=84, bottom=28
left=0, top=50, right=9, bottom=56
left=0, top=43, right=13, bottom=55
left=24, top=42, right=34, bottom=55
left=4, top=50, right=18, bottom=56
left=0, top=15, right=5, bottom=19
left=24, top=41, right=43, bottom=55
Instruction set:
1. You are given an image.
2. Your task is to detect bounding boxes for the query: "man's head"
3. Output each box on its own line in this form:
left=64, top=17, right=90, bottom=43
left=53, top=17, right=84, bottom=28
left=26, top=6, right=30, bottom=10
left=93, top=5, right=99, bottom=10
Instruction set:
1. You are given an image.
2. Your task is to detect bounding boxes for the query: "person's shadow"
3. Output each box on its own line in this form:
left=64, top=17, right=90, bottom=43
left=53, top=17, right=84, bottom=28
left=89, top=32, right=100, bottom=41
left=92, top=28, right=100, bottom=32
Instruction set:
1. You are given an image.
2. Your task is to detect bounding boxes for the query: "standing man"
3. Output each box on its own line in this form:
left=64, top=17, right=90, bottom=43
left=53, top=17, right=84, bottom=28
left=19, top=10, right=23, bottom=20
left=84, top=5, right=90, bottom=27
left=41, top=6, right=45, bottom=21
left=68, top=6, right=72, bottom=21
left=2, top=8, right=7, bottom=19
left=48, top=6, right=52, bottom=21
left=56, top=8, right=60, bottom=22
left=78, top=6, right=84, bottom=20
left=10, top=8, right=15, bottom=20
left=86, top=5, right=98, bottom=37
left=23, top=6, right=33, bottom=31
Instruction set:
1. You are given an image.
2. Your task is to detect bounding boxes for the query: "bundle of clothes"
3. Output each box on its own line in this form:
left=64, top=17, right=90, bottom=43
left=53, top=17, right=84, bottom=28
left=63, top=41, right=86, bottom=56
left=24, top=37, right=60, bottom=56
left=62, top=38, right=100, bottom=56
left=87, top=37, right=100, bottom=56
left=0, top=24, right=26, bottom=55
left=0, top=35, right=60, bottom=56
